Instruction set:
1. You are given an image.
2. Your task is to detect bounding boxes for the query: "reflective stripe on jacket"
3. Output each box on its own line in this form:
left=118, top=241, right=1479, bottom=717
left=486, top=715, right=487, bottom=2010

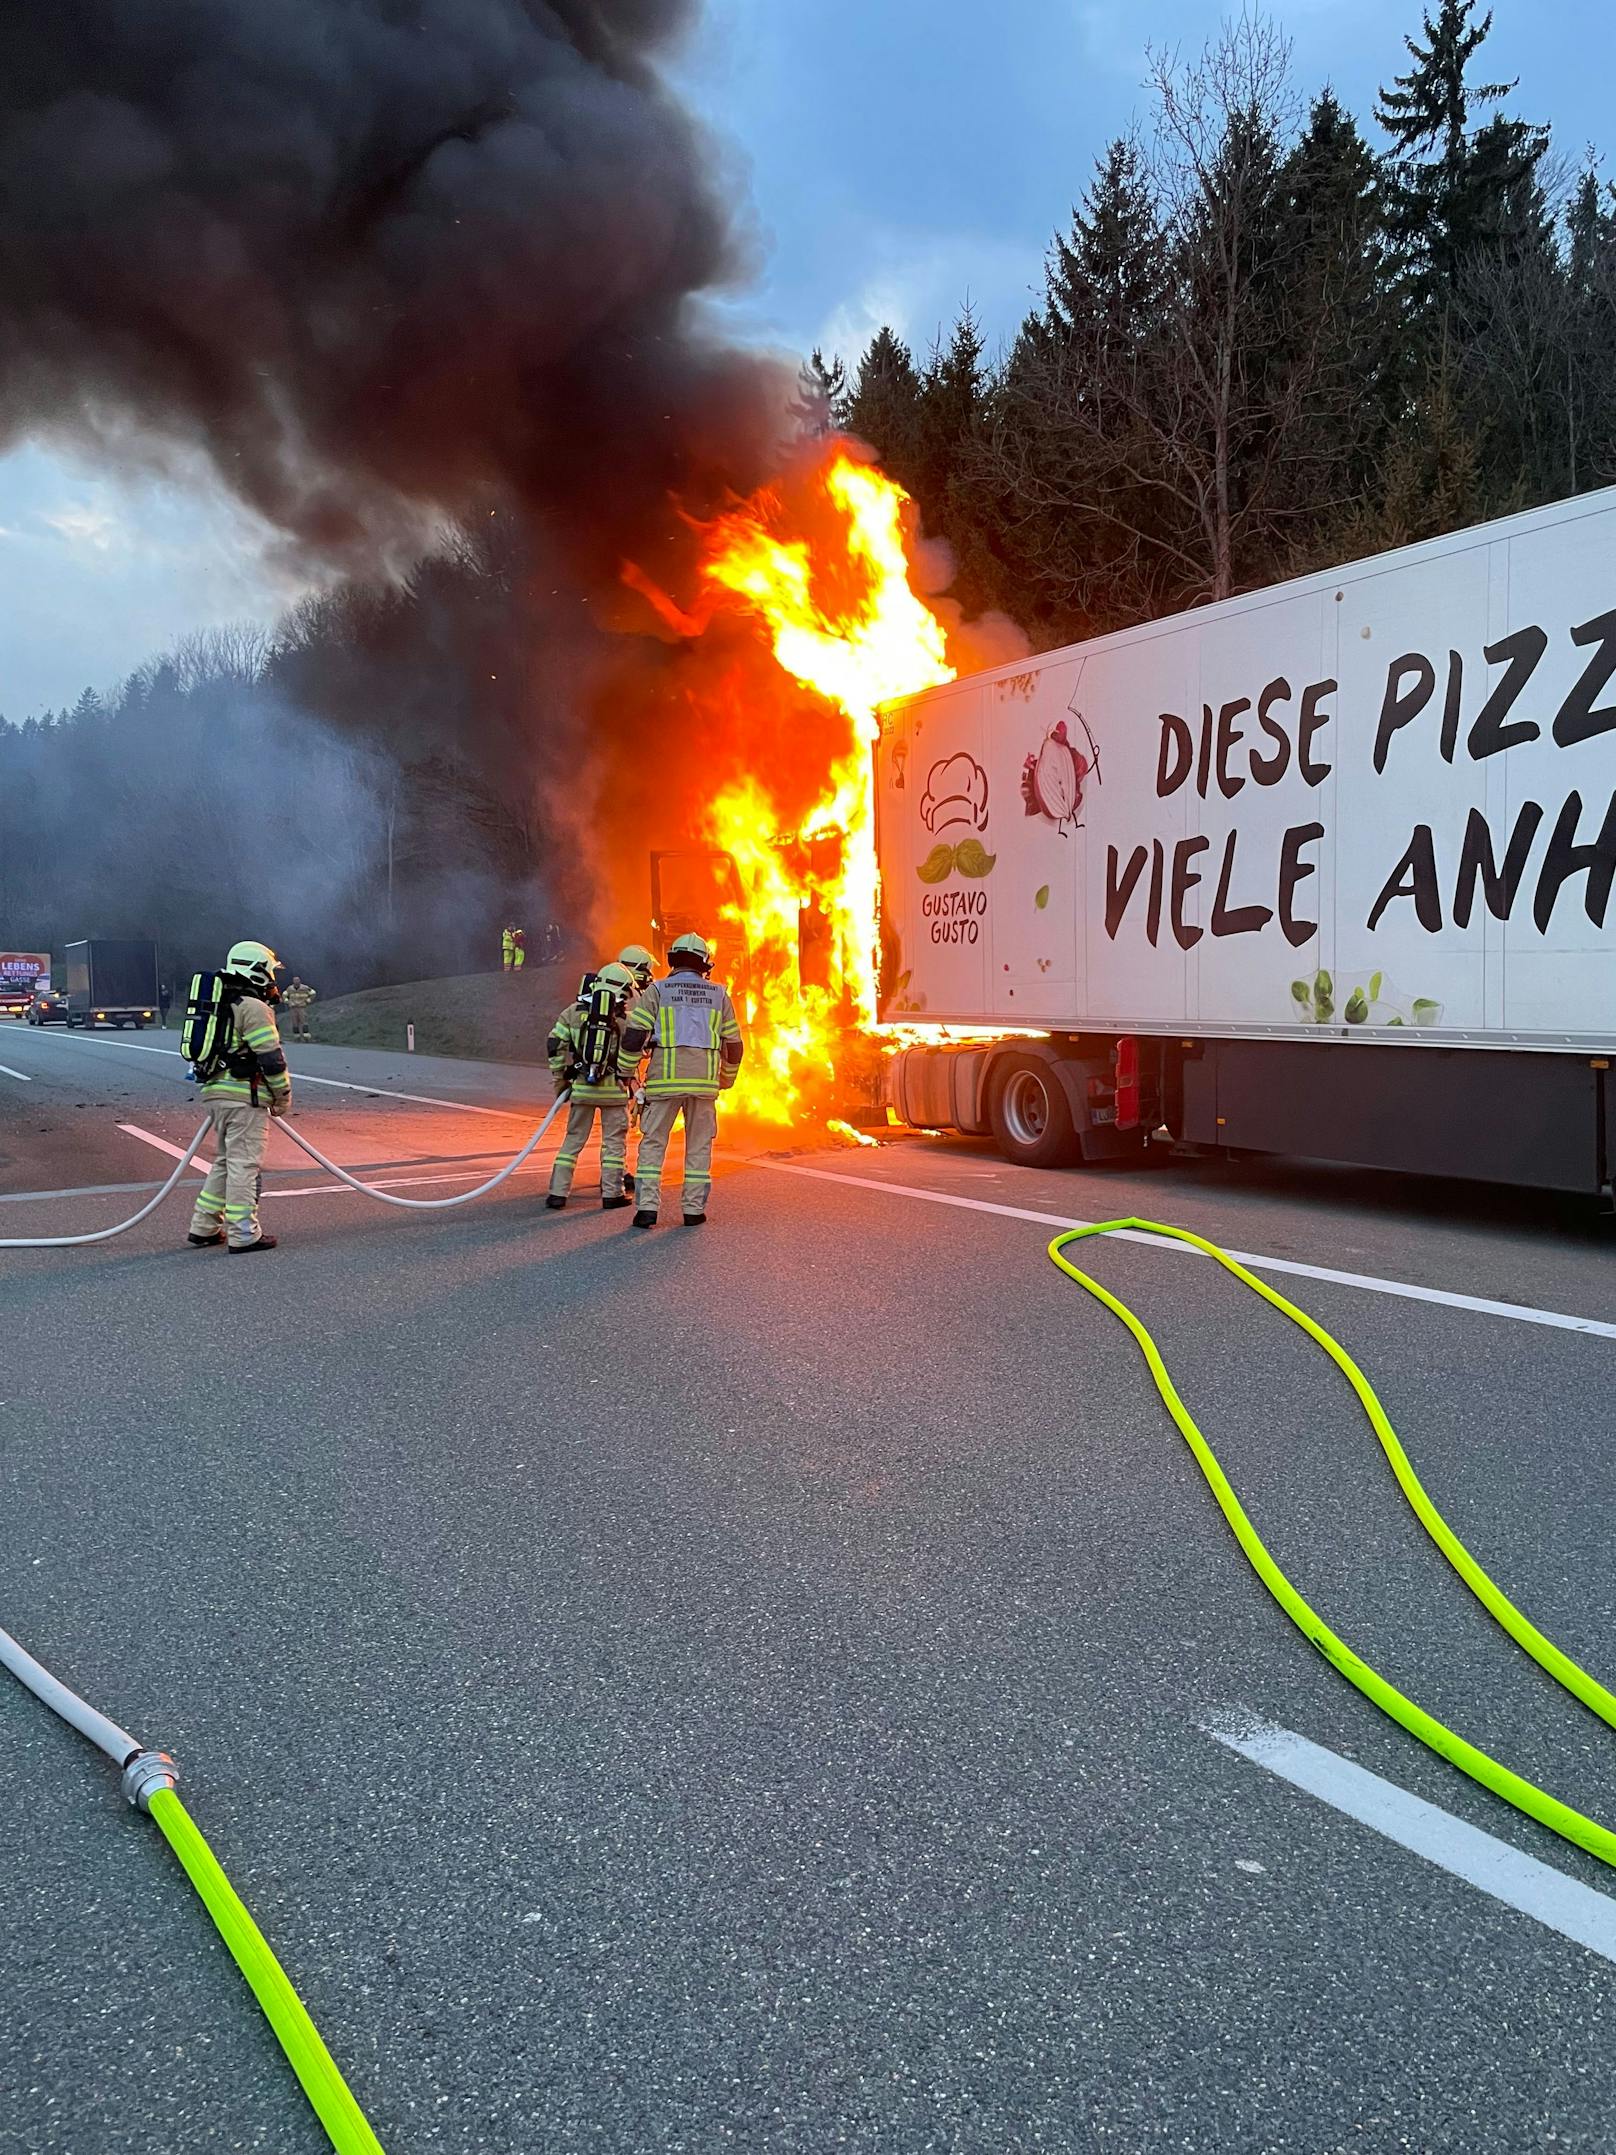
left=199, top=993, right=291, bottom=1107
left=623, top=974, right=744, bottom=1098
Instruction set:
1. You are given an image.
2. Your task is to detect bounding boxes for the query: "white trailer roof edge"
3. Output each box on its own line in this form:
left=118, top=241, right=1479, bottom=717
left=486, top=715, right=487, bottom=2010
left=881, top=482, right=1616, bottom=713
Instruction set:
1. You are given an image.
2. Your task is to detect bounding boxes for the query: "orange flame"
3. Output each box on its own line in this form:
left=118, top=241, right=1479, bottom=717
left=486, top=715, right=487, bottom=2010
left=697, top=451, right=954, bottom=1123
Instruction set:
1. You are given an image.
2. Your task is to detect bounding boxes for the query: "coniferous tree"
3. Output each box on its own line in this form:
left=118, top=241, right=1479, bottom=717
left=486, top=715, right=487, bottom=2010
left=788, top=348, right=847, bottom=440
left=914, top=305, right=985, bottom=515
left=911, top=304, right=1002, bottom=614
left=982, top=133, right=1176, bottom=639
left=843, top=326, right=924, bottom=490
left=1045, top=136, right=1166, bottom=356
left=1376, top=1, right=1547, bottom=311
left=1271, top=90, right=1396, bottom=551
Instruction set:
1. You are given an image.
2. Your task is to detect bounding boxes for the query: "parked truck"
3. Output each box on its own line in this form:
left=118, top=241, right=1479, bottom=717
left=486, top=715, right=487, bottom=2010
left=876, top=487, right=1616, bottom=1195
left=63, top=939, right=159, bottom=1030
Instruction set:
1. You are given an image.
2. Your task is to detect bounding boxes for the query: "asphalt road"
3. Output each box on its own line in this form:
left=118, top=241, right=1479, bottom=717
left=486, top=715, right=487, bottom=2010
left=2, top=1018, right=1615, bottom=2153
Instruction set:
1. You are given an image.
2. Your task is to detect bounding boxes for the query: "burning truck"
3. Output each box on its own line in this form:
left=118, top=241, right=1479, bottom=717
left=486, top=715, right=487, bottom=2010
left=626, top=446, right=962, bottom=1134
left=645, top=446, right=1616, bottom=1197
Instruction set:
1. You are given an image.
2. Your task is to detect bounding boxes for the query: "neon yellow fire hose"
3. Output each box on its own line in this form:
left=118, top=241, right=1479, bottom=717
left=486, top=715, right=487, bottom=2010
left=0, top=1622, right=386, bottom=2151
left=1048, top=1218, right=1616, bottom=1870
left=146, top=1786, right=385, bottom=2152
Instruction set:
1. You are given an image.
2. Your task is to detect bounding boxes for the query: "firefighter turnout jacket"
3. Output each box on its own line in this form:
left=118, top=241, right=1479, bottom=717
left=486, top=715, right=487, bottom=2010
left=200, top=993, right=292, bottom=1110
left=623, top=973, right=744, bottom=1098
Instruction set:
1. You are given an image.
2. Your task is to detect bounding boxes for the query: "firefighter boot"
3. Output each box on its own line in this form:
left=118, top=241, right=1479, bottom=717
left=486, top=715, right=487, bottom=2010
left=682, top=1213, right=707, bottom=1227
left=602, top=1195, right=631, bottom=1211
left=228, top=1235, right=278, bottom=1254
left=632, top=1209, right=657, bottom=1230
left=546, top=1194, right=567, bottom=1211
left=187, top=1230, right=224, bottom=1247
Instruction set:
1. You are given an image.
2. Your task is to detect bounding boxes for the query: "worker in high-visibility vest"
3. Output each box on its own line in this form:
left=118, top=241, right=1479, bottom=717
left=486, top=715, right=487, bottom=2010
left=501, top=925, right=515, bottom=972
left=511, top=926, right=526, bottom=971
left=620, top=934, right=744, bottom=1228
left=282, top=976, right=317, bottom=1041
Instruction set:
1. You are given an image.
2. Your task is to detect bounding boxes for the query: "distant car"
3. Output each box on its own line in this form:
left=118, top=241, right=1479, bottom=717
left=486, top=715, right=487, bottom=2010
left=26, top=988, right=69, bottom=1025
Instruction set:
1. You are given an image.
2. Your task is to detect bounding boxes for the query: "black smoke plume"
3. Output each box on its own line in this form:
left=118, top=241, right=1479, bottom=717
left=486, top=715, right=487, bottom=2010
left=1, top=0, right=782, bottom=569
left=0, top=1, right=794, bottom=970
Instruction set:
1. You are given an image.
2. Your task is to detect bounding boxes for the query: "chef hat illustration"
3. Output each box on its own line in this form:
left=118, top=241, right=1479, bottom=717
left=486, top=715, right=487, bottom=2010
left=920, top=752, right=989, bottom=833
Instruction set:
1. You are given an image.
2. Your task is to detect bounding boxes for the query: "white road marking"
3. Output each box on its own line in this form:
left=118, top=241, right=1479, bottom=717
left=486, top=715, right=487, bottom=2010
left=1211, top=1716, right=1616, bottom=1967
left=0, top=1063, right=30, bottom=1081
left=31, top=1031, right=531, bottom=1117
left=118, top=1122, right=212, bottom=1171
left=753, top=1160, right=1616, bottom=1341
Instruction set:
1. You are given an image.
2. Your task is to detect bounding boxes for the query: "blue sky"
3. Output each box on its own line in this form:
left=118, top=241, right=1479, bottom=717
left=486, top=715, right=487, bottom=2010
left=2, top=0, right=1610, bottom=718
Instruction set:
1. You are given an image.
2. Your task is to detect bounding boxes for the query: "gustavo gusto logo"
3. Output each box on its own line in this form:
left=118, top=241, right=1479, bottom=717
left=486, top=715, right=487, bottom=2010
left=918, top=752, right=996, bottom=889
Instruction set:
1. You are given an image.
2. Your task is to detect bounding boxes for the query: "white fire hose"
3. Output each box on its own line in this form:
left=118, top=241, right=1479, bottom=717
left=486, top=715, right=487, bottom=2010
left=0, top=1119, right=216, bottom=1248
left=0, top=1091, right=571, bottom=1247
left=274, top=1090, right=569, bottom=1208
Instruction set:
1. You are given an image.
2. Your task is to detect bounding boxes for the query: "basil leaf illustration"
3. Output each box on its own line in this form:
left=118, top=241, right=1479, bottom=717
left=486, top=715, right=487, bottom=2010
left=1344, top=988, right=1368, bottom=1024
left=1412, top=998, right=1440, bottom=1024
left=916, top=842, right=955, bottom=884
left=1034, top=884, right=1049, bottom=910
left=955, top=838, right=997, bottom=878
left=1369, top=970, right=1383, bottom=1002
left=1290, top=980, right=1311, bottom=1007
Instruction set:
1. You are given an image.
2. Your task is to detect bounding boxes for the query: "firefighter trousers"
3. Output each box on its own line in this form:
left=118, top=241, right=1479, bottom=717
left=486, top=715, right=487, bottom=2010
left=635, top=1095, right=718, bottom=1217
left=188, top=1101, right=271, bottom=1247
left=549, top=1098, right=629, bottom=1198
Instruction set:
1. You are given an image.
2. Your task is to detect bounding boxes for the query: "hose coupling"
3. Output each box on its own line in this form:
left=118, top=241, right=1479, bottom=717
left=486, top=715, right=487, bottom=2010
left=122, top=1748, right=179, bottom=1812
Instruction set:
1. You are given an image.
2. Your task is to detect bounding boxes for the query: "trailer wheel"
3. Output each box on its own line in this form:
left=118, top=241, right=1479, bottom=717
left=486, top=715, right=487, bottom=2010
left=990, top=1054, right=1082, bottom=1169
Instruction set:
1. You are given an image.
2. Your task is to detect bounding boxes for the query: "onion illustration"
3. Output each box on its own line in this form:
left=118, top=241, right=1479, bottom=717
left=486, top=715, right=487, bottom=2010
left=1020, top=716, right=1098, bottom=833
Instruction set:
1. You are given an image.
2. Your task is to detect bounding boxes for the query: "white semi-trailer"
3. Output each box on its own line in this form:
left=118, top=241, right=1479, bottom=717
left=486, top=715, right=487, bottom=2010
left=877, top=488, right=1616, bottom=1193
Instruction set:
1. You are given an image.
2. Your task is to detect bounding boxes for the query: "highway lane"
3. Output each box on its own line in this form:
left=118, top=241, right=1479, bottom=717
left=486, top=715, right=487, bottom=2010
left=3, top=1023, right=1616, bottom=2152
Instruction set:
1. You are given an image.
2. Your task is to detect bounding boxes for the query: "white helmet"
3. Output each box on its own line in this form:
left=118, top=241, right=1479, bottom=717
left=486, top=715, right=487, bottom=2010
left=669, top=932, right=713, bottom=973
left=617, top=943, right=655, bottom=987
left=224, top=940, right=280, bottom=992
left=595, top=961, right=636, bottom=993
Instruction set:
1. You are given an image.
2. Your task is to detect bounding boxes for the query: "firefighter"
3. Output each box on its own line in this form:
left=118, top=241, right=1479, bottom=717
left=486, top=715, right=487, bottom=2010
left=623, top=933, right=744, bottom=1229
left=502, top=924, right=515, bottom=972
left=282, top=975, right=316, bottom=1041
left=615, top=945, right=656, bottom=1194
left=618, top=944, right=655, bottom=992
left=186, top=940, right=291, bottom=1254
left=545, top=961, right=638, bottom=1212
left=512, top=925, right=527, bottom=972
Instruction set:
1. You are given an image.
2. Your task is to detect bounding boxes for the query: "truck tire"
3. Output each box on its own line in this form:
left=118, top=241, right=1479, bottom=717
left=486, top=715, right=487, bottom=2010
left=989, top=1052, right=1083, bottom=1169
